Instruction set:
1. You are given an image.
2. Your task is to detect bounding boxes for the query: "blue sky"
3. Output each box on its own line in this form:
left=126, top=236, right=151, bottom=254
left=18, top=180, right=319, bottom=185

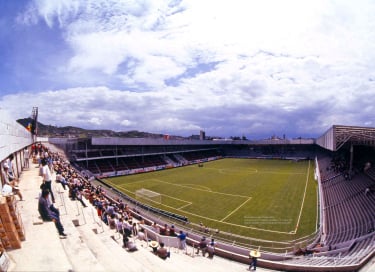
left=0, top=0, right=374, bottom=139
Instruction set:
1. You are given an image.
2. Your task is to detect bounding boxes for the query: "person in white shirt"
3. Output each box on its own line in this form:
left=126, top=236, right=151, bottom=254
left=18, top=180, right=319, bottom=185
left=3, top=162, right=23, bottom=200
left=41, top=158, right=55, bottom=203
left=6, top=155, right=17, bottom=181
left=23, top=148, right=30, bottom=168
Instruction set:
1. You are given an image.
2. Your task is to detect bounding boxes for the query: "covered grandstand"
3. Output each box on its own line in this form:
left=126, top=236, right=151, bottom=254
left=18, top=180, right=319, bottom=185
left=1, top=119, right=373, bottom=271
left=45, top=125, right=375, bottom=271
left=316, top=125, right=375, bottom=152
left=50, top=136, right=317, bottom=178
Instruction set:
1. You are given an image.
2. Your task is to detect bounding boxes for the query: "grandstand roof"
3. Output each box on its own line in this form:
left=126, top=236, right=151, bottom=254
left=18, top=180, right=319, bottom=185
left=89, top=137, right=314, bottom=146
left=316, top=125, right=375, bottom=151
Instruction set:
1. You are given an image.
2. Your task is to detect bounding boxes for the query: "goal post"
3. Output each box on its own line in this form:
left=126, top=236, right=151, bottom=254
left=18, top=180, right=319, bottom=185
left=135, top=188, right=162, bottom=205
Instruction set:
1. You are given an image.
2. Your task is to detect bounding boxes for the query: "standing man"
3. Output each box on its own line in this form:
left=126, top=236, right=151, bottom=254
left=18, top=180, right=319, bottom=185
left=6, top=155, right=17, bottom=181
left=23, top=148, right=30, bottom=168
left=41, top=158, right=55, bottom=203
left=177, top=230, right=187, bottom=250
left=249, top=249, right=261, bottom=271
left=196, top=237, right=208, bottom=256
left=207, top=238, right=216, bottom=258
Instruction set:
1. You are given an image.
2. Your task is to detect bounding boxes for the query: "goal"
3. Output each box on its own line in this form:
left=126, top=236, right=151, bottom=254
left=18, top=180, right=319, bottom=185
left=135, top=188, right=162, bottom=205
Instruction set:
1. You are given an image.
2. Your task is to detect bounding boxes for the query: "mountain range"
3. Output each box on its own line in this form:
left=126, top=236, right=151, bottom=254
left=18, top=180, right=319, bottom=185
left=16, top=118, right=168, bottom=138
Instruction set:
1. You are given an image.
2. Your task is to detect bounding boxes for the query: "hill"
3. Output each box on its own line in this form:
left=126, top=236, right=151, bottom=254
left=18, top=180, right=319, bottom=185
left=16, top=118, right=166, bottom=138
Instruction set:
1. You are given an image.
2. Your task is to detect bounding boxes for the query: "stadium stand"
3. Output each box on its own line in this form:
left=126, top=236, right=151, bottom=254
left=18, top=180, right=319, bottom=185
left=51, top=130, right=373, bottom=271
left=365, top=167, right=375, bottom=181
left=4, top=145, right=254, bottom=272
left=319, top=157, right=375, bottom=240
left=172, top=154, right=188, bottom=164
left=2, top=120, right=375, bottom=271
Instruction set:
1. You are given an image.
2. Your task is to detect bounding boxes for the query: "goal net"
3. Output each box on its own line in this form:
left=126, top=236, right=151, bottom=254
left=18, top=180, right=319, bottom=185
left=135, top=188, right=162, bottom=205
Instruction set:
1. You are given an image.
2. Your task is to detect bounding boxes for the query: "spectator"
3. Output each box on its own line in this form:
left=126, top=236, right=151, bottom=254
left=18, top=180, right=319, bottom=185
left=169, top=225, right=176, bottom=236
left=116, top=218, right=124, bottom=234
left=132, top=222, right=138, bottom=236
left=177, top=230, right=187, bottom=250
left=123, top=219, right=132, bottom=237
left=137, top=228, right=147, bottom=241
left=4, top=157, right=17, bottom=184
left=149, top=241, right=158, bottom=253
left=196, top=237, right=207, bottom=256
left=106, top=203, right=115, bottom=217
left=249, top=256, right=258, bottom=271
left=7, top=155, right=17, bottom=179
left=138, top=217, right=145, bottom=226
left=204, top=226, right=210, bottom=234
left=249, top=249, right=261, bottom=271
left=38, top=189, right=66, bottom=237
left=199, top=221, right=204, bottom=231
left=123, top=235, right=137, bottom=252
left=41, top=158, right=55, bottom=203
left=156, top=242, right=169, bottom=260
left=207, top=238, right=216, bottom=258
left=23, top=148, right=30, bottom=168
left=101, top=208, right=109, bottom=225
left=108, top=214, right=116, bottom=230
left=3, top=162, right=23, bottom=200
left=47, top=156, right=54, bottom=173
left=160, top=223, right=168, bottom=235
left=95, top=185, right=102, bottom=195
left=151, top=222, right=159, bottom=233
left=55, top=173, right=68, bottom=190
left=71, top=185, right=87, bottom=207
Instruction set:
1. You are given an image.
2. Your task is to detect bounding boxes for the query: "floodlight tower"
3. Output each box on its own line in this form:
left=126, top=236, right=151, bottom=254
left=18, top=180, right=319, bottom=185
left=31, top=107, right=38, bottom=142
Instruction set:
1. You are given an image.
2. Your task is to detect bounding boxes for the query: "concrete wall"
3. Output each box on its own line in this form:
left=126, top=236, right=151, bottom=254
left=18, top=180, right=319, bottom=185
left=0, top=109, right=33, bottom=161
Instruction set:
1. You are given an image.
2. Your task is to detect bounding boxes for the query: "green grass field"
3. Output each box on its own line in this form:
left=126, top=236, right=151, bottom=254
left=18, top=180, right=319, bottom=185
left=104, top=158, right=318, bottom=247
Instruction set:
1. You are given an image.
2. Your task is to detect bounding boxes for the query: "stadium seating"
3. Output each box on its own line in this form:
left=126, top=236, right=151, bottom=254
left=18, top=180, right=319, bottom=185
left=365, top=166, right=375, bottom=181
left=312, top=156, right=375, bottom=266
left=67, top=143, right=375, bottom=271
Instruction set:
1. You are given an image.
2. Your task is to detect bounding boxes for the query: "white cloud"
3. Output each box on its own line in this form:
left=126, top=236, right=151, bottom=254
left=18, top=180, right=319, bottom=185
left=88, top=117, right=102, bottom=126
left=67, top=31, right=130, bottom=74
left=121, top=119, right=133, bottom=127
left=4, top=0, right=375, bottom=138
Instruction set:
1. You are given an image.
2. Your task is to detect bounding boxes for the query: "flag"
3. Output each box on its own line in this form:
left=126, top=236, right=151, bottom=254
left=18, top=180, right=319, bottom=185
left=26, top=122, right=32, bottom=132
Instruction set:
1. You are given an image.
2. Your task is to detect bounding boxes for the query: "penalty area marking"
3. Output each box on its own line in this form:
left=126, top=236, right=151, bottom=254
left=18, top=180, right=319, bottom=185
left=113, top=183, right=192, bottom=209
left=180, top=184, right=212, bottom=191
left=153, top=178, right=249, bottom=198
left=176, top=202, right=192, bottom=210
left=161, top=194, right=192, bottom=209
left=106, top=180, right=296, bottom=235
left=119, top=178, right=155, bottom=185
left=220, top=197, right=252, bottom=222
left=218, top=168, right=258, bottom=175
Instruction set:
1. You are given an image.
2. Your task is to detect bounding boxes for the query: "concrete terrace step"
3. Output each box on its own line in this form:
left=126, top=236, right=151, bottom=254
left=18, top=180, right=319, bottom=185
left=66, top=210, right=147, bottom=271
left=6, top=145, right=274, bottom=272
left=7, top=163, right=107, bottom=272
left=50, top=181, right=145, bottom=271
left=55, top=182, right=272, bottom=272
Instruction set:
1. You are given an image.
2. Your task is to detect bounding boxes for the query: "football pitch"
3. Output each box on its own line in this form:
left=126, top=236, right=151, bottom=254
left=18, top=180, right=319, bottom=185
left=104, top=158, right=318, bottom=244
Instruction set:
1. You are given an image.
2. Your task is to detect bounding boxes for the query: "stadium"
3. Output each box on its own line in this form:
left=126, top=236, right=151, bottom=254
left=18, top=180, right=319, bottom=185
left=2, top=1, right=375, bottom=271
left=1, top=109, right=374, bottom=272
